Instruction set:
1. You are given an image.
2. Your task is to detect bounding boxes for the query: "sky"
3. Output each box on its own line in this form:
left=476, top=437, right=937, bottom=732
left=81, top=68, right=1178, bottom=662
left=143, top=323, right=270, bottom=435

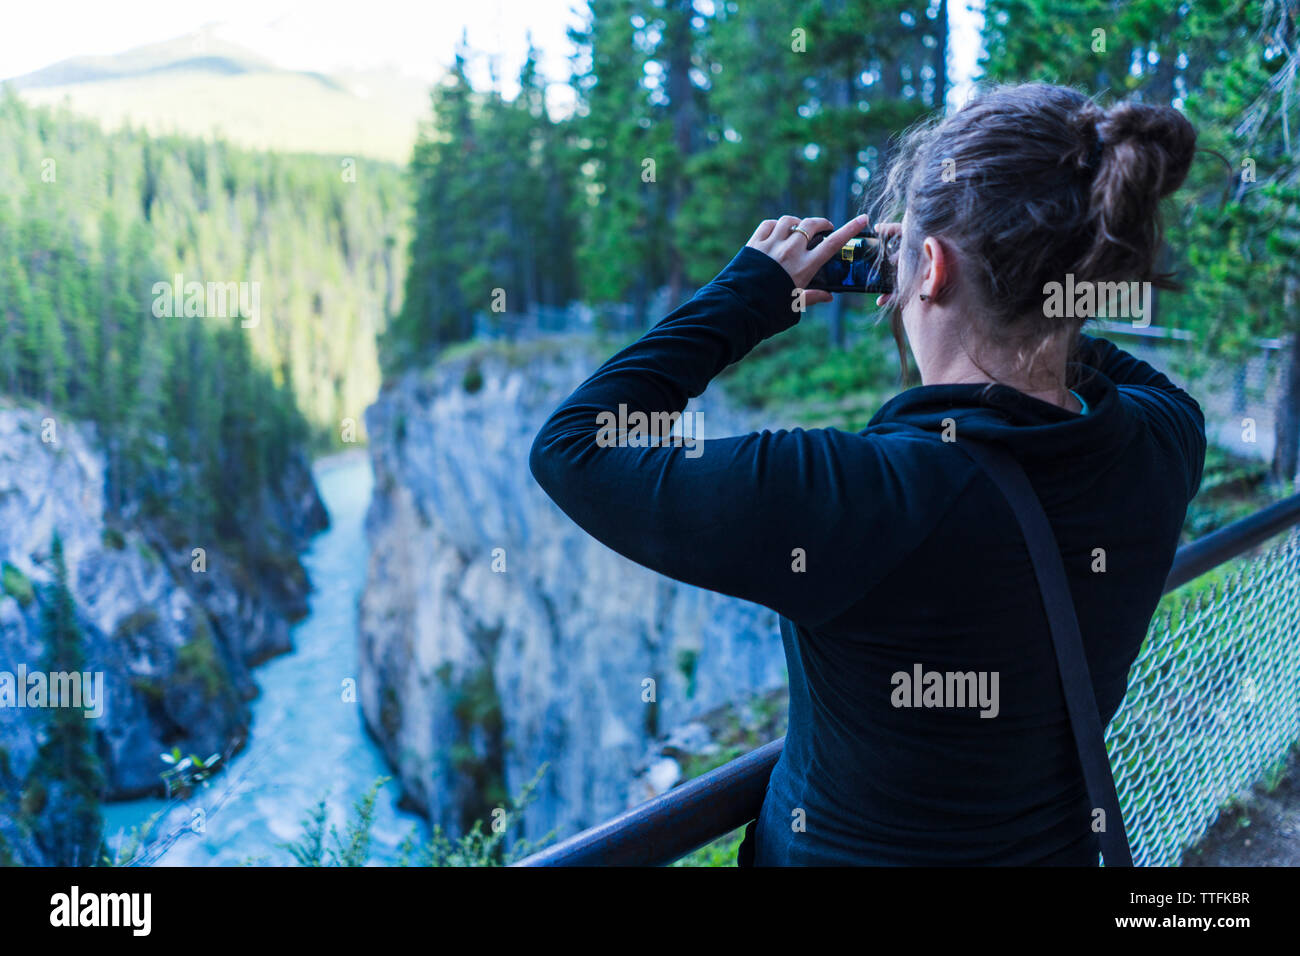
left=0, top=0, right=585, bottom=86
left=1, top=0, right=983, bottom=105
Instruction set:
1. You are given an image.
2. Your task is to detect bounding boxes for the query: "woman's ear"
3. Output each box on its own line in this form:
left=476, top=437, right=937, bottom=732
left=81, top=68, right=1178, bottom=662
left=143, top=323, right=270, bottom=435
left=920, top=235, right=951, bottom=301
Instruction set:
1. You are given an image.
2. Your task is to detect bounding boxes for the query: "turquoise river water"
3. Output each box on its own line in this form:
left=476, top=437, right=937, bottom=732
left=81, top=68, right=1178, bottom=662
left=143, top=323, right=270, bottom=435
left=100, top=453, right=427, bottom=865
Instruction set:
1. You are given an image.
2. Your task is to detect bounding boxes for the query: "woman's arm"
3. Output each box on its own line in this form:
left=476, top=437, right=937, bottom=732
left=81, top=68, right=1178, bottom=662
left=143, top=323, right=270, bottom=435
left=1076, top=332, right=1189, bottom=392
left=529, top=216, right=934, bottom=627
left=1076, top=332, right=1207, bottom=499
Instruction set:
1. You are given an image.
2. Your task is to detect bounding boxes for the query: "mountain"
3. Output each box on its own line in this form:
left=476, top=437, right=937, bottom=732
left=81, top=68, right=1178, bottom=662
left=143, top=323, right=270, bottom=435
left=4, top=31, right=428, bottom=162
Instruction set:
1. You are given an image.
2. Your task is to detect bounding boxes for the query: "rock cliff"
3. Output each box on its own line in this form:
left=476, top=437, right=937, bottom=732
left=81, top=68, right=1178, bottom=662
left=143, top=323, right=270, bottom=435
left=359, top=339, right=787, bottom=844
left=0, top=404, right=326, bottom=864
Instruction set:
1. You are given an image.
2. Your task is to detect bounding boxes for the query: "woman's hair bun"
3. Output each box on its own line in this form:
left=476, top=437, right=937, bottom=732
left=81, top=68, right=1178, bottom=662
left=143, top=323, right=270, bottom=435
left=1077, top=101, right=1197, bottom=283
left=1096, top=102, right=1197, bottom=198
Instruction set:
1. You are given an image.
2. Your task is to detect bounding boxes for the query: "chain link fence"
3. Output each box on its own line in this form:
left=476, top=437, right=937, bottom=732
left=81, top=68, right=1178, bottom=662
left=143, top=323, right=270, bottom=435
left=1105, top=526, right=1300, bottom=865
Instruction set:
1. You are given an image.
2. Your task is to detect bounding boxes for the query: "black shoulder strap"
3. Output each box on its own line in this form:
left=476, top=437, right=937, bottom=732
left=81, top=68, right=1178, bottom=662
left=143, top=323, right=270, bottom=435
left=960, top=438, right=1134, bottom=867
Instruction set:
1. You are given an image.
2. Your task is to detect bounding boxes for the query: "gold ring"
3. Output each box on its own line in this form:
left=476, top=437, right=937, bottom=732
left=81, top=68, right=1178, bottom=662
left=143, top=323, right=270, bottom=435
left=791, top=226, right=812, bottom=241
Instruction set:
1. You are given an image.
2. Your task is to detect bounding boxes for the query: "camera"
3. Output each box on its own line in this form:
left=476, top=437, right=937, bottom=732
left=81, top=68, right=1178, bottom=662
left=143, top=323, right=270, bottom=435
left=806, top=229, right=896, bottom=294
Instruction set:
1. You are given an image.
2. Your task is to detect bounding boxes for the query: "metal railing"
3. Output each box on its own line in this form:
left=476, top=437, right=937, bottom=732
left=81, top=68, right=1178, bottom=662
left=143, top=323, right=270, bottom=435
left=516, top=490, right=1300, bottom=867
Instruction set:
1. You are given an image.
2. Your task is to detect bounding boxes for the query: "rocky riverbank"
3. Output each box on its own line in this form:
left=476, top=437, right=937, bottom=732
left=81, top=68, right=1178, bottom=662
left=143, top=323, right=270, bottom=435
left=0, top=404, right=326, bottom=864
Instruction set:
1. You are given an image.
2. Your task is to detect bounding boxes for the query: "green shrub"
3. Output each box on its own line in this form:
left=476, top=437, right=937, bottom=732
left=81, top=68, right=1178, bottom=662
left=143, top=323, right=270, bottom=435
left=718, top=318, right=896, bottom=430
left=379, top=686, right=402, bottom=738
left=19, top=779, right=46, bottom=817
left=676, top=647, right=699, bottom=700
left=673, top=827, right=746, bottom=867
left=462, top=361, right=485, bottom=394
left=128, top=676, right=166, bottom=702
left=113, top=608, right=160, bottom=641
left=1182, top=444, right=1281, bottom=542
left=281, top=778, right=386, bottom=867
left=176, top=618, right=227, bottom=701
left=448, top=666, right=507, bottom=817
left=1, top=563, right=34, bottom=607
left=280, top=766, right=555, bottom=867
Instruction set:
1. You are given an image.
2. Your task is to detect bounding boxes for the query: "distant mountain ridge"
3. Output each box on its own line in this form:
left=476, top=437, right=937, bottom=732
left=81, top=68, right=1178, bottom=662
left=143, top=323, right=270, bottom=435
left=5, top=31, right=427, bottom=162
left=8, top=34, right=280, bottom=87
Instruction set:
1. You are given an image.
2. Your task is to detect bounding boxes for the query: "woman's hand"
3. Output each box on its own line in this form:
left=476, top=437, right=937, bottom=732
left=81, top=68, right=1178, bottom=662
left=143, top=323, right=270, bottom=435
left=745, top=213, right=871, bottom=306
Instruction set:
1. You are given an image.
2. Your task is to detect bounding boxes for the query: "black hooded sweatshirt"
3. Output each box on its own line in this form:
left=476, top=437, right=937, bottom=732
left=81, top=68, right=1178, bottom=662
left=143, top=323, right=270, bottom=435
left=529, top=244, right=1207, bottom=865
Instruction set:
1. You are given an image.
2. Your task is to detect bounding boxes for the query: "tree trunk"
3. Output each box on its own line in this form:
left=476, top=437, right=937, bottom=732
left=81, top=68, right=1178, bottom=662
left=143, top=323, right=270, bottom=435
left=935, top=0, right=950, bottom=111
left=828, top=72, right=852, bottom=349
left=1272, top=318, right=1300, bottom=485
left=665, top=0, right=698, bottom=312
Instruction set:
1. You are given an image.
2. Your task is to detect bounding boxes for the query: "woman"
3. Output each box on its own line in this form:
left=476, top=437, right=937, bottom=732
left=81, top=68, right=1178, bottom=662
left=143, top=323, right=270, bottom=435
left=528, top=83, right=1207, bottom=865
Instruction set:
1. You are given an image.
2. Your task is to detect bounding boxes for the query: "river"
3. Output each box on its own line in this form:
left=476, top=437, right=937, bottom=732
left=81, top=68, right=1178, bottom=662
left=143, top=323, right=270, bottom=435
left=100, top=452, right=427, bottom=865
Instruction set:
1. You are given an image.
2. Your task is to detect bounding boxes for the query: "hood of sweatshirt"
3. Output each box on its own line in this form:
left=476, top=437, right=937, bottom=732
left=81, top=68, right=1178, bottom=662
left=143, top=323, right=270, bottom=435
left=864, top=363, right=1141, bottom=474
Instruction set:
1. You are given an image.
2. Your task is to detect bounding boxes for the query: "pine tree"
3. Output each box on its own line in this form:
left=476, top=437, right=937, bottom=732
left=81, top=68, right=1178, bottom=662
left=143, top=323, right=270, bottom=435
left=391, top=38, right=480, bottom=361
left=567, top=0, right=670, bottom=322
left=26, top=534, right=105, bottom=866
left=983, top=0, right=1300, bottom=482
